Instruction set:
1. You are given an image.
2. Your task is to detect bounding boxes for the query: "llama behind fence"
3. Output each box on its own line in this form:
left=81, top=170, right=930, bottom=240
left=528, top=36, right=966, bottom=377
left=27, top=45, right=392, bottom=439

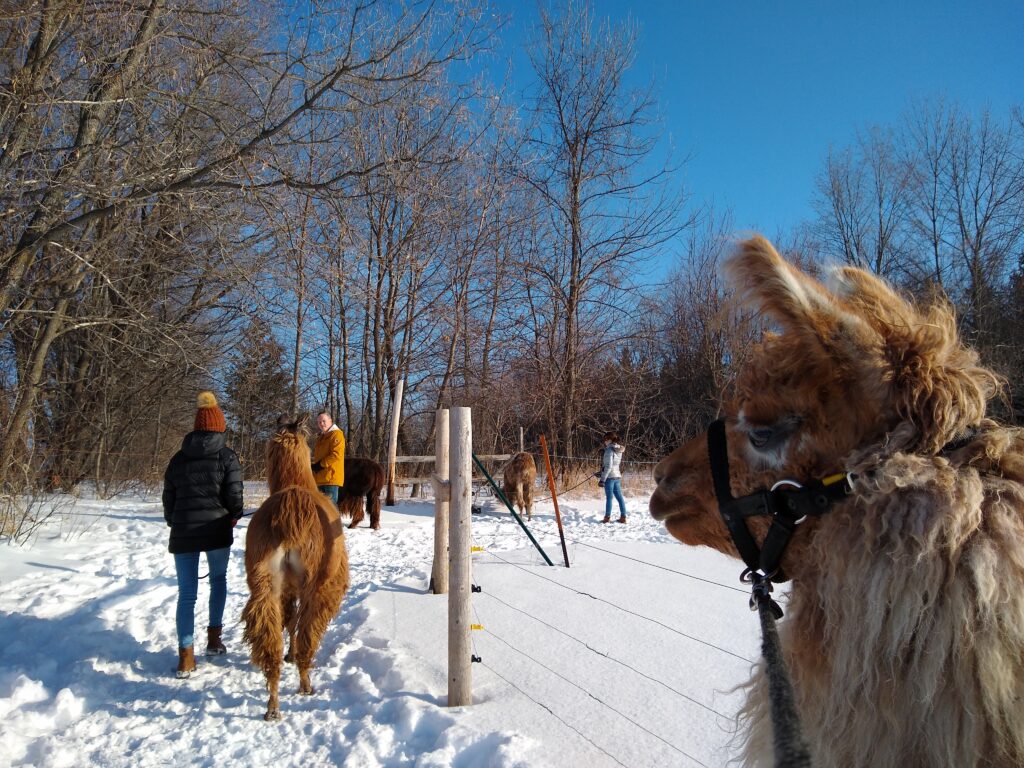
left=503, top=452, right=537, bottom=520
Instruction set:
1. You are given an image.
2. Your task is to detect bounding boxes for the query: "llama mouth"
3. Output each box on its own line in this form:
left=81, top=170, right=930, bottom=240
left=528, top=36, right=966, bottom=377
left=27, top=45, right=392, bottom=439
left=648, top=490, right=701, bottom=522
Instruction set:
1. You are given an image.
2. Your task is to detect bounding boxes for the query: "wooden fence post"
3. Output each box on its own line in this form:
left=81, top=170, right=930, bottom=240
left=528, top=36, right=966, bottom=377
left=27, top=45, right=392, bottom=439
left=385, top=378, right=405, bottom=506
left=431, top=408, right=450, bottom=594
left=448, top=406, right=473, bottom=707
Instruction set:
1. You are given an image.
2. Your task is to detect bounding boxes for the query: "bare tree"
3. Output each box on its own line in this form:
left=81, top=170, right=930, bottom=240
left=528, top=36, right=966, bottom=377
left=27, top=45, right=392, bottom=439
left=0, top=1, right=492, bottom=492
left=806, top=99, right=1024, bottom=420
left=516, top=0, right=686, bottom=462
left=813, top=127, right=912, bottom=279
left=943, top=108, right=1024, bottom=344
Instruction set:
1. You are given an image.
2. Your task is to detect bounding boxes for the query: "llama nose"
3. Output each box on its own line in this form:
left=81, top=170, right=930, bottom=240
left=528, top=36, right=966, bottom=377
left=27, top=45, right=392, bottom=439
left=653, top=458, right=666, bottom=484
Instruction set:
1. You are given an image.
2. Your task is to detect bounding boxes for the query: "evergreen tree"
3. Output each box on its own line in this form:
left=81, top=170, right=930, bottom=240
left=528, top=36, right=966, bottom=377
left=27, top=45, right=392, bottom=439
left=224, top=319, right=292, bottom=476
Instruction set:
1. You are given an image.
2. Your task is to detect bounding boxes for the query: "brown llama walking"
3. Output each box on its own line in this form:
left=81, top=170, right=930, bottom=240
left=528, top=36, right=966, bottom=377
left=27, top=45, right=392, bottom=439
left=650, top=237, right=1024, bottom=767
left=337, top=457, right=385, bottom=529
left=503, top=452, right=536, bottom=520
left=241, top=416, right=349, bottom=721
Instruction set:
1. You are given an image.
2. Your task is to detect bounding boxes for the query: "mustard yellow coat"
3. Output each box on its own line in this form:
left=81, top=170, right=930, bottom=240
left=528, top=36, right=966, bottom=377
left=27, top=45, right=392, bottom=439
left=312, top=425, right=345, bottom=486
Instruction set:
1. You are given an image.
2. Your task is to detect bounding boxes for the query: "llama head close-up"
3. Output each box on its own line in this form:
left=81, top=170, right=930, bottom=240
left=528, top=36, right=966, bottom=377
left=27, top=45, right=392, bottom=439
left=650, top=235, right=999, bottom=575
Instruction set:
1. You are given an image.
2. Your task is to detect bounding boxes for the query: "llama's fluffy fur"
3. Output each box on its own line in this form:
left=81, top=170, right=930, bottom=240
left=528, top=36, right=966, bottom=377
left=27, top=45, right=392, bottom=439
left=650, top=236, right=1024, bottom=767
left=503, top=452, right=537, bottom=520
left=241, top=418, right=349, bottom=721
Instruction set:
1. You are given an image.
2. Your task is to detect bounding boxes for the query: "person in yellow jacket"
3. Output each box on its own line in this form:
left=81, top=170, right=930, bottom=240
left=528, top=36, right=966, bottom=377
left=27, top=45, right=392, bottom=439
left=311, top=411, right=345, bottom=504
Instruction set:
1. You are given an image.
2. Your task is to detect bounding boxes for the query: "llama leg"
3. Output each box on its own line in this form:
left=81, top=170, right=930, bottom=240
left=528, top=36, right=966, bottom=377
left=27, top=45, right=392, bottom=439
left=292, top=592, right=339, bottom=695
left=348, top=497, right=364, bottom=529
left=242, top=557, right=285, bottom=720
left=264, top=659, right=283, bottom=721
left=369, top=493, right=380, bottom=530
left=282, top=595, right=297, bottom=663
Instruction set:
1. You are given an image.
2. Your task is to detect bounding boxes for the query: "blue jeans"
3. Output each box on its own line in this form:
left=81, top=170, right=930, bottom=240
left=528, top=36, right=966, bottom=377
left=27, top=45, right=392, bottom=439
left=318, top=485, right=340, bottom=504
left=173, top=547, right=230, bottom=648
left=604, top=478, right=627, bottom=518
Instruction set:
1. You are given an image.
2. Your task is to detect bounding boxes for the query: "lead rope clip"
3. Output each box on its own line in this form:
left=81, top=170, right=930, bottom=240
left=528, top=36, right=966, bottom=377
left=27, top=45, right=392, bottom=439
left=742, top=568, right=784, bottom=620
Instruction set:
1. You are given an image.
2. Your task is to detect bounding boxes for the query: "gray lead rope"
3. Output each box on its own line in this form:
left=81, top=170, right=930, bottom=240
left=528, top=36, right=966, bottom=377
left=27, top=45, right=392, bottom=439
left=750, top=575, right=812, bottom=768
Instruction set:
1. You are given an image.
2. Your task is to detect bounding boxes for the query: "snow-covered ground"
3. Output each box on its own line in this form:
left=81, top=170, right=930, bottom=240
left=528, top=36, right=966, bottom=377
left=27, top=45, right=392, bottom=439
left=0, top=481, right=761, bottom=767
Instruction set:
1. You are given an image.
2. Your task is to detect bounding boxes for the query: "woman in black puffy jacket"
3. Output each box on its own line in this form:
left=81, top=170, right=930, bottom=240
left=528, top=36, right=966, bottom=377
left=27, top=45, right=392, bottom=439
left=162, top=391, right=243, bottom=678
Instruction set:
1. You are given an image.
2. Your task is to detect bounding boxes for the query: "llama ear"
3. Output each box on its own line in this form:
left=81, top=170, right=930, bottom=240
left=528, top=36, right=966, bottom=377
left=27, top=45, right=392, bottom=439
left=275, top=413, right=304, bottom=433
left=831, top=265, right=1000, bottom=450
left=296, top=412, right=309, bottom=430
left=725, top=236, right=838, bottom=330
left=827, top=265, right=916, bottom=332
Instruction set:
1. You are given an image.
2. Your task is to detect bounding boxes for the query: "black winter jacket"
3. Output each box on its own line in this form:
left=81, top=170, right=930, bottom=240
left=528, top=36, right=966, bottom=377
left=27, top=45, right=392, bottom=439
left=163, top=431, right=244, bottom=554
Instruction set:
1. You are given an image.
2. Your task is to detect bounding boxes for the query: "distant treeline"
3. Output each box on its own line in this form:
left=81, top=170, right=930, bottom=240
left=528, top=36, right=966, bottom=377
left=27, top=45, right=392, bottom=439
left=1, top=3, right=1020, bottom=509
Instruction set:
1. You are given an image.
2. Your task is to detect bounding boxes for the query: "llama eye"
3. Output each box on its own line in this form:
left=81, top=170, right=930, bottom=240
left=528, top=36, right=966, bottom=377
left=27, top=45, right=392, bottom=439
left=746, top=416, right=801, bottom=452
left=749, top=427, right=776, bottom=450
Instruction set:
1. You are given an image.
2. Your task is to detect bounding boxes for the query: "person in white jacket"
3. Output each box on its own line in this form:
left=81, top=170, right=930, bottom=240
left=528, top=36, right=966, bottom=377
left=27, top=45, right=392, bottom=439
left=598, top=431, right=627, bottom=523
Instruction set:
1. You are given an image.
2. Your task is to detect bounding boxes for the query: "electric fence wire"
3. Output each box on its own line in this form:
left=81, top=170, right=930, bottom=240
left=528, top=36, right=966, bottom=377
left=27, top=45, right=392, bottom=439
left=533, top=471, right=595, bottom=502
left=478, top=588, right=734, bottom=721
left=471, top=544, right=720, bottom=765
left=481, top=549, right=754, bottom=664
left=479, top=623, right=711, bottom=768
left=570, top=541, right=748, bottom=595
left=471, top=543, right=633, bottom=766
left=486, top=494, right=748, bottom=595
left=478, top=660, right=631, bottom=768
left=543, top=452, right=661, bottom=466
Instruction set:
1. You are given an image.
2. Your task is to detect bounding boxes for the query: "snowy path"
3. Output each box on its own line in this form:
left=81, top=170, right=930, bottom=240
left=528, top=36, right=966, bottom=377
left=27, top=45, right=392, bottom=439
left=0, top=488, right=761, bottom=767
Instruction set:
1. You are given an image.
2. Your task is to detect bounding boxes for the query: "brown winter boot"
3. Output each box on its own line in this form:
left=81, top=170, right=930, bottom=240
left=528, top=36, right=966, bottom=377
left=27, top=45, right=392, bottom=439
left=176, top=646, right=197, bottom=679
left=617, top=516, right=627, bottom=524
left=600, top=516, right=611, bottom=523
left=205, top=626, right=226, bottom=656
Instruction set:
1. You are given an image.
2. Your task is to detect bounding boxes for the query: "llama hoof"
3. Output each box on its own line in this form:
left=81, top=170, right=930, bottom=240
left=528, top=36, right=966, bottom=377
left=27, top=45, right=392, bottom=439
left=370, top=523, right=380, bottom=530
left=298, top=685, right=316, bottom=696
left=264, top=709, right=281, bottom=721
left=283, top=651, right=294, bottom=663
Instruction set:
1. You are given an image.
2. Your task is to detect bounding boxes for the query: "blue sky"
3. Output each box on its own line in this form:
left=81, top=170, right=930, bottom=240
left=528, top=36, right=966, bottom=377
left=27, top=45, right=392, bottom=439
left=492, top=0, right=1023, bottom=238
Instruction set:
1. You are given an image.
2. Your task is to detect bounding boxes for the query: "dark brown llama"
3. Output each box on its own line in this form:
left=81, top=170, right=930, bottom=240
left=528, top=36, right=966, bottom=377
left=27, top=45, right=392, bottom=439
left=503, top=452, right=537, bottom=520
left=241, top=415, right=350, bottom=720
left=337, top=457, right=385, bottom=529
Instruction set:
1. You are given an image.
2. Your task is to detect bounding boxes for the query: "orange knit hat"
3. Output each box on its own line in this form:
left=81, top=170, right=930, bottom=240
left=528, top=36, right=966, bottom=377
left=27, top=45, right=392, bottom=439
left=194, top=391, right=226, bottom=433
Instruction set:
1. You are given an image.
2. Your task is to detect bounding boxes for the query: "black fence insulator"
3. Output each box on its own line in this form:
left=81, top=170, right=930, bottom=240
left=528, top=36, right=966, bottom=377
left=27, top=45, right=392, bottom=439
left=471, top=655, right=482, bottom=663
left=472, top=584, right=482, bottom=593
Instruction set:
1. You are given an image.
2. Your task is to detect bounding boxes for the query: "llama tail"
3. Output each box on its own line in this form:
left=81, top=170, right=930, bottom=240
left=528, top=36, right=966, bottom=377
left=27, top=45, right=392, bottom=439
left=241, top=546, right=283, bottom=675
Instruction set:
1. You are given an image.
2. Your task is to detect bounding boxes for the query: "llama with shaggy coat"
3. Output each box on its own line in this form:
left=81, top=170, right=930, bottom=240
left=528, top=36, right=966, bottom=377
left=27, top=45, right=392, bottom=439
left=241, top=416, right=349, bottom=720
left=337, top=457, right=385, bottom=529
left=503, top=452, right=537, bottom=520
left=649, top=236, right=1024, bottom=767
